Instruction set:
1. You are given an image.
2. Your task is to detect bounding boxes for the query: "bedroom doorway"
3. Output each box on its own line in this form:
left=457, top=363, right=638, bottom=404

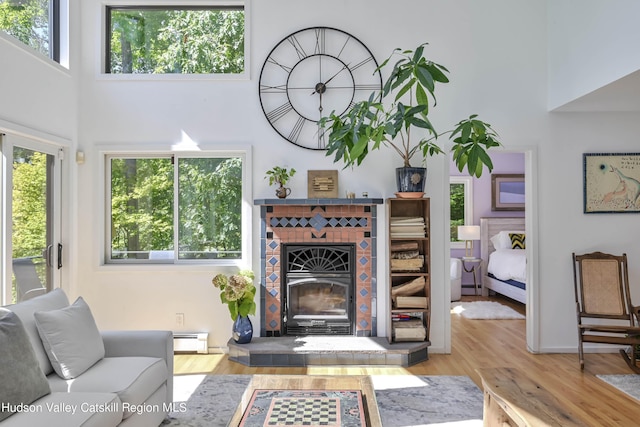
left=448, top=148, right=538, bottom=353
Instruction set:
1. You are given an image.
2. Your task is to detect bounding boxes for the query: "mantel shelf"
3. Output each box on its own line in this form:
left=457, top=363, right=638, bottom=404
left=254, top=198, right=384, bottom=206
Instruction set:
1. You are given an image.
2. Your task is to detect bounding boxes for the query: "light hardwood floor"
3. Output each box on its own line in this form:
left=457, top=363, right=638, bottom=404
left=174, top=296, right=640, bottom=425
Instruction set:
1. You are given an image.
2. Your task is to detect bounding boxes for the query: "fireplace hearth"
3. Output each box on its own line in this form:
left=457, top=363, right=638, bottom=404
left=282, top=244, right=355, bottom=335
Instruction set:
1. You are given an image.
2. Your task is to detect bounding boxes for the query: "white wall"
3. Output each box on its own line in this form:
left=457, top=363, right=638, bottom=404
left=0, top=35, right=74, bottom=139
left=548, top=0, right=640, bottom=110
left=71, top=0, right=548, bottom=352
left=4, top=0, right=635, bottom=354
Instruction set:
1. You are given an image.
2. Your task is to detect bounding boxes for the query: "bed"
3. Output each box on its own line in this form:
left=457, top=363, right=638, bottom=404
left=480, top=217, right=526, bottom=304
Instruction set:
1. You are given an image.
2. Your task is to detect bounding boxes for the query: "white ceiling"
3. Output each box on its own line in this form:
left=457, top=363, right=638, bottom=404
left=552, top=69, right=640, bottom=112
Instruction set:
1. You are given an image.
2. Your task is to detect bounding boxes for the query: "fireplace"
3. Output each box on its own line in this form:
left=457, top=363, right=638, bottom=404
left=282, top=244, right=355, bottom=335
left=255, top=198, right=383, bottom=337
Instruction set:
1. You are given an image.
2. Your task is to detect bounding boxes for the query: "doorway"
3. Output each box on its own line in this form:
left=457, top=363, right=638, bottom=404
left=1, top=133, right=63, bottom=304
left=448, top=148, right=538, bottom=353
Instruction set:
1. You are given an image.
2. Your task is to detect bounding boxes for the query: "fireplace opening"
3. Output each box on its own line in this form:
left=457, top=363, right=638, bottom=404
left=282, top=244, right=355, bottom=335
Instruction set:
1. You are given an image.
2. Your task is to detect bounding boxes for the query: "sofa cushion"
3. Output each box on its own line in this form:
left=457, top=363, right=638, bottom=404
left=47, top=356, right=168, bottom=420
left=5, top=289, right=70, bottom=375
left=0, top=392, right=122, bottom=427
left=34, top=296, right=105, bottom=379
left=0, top=310, right=51, bottom=422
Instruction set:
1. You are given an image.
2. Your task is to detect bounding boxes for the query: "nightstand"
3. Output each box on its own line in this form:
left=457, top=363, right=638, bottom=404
left=461, top=258, right=482, bottom=296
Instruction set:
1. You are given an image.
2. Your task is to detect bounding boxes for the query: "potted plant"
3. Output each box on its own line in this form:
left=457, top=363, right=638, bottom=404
left=265, top=166, right=296, bottom=198
left=322, top=43, right=501, bottom=195
left=212, top=269, right=256, bottom=343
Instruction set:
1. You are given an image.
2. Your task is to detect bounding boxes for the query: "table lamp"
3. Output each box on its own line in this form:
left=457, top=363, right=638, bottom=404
left=458, top=225, right=480, bottom=259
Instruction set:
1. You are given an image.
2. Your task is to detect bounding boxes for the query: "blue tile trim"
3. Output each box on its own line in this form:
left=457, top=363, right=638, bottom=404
left=267, top=216, right=369, bottom=228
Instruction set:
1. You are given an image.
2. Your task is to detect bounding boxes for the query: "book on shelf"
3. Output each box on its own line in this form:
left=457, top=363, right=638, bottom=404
left=390, top=218, right=426, bottom=238
left=390, top=226, right=426, bottom=233
left=391, top=316, right=423, bottom=324
left=390, top=216, right=424, bottom=224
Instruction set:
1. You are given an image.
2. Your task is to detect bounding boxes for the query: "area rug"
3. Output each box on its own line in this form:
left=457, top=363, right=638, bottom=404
left=451, top=301, right=524, bottom=320
left=597, top=374, right=640, bottom=401
left=162, top=374, right=484, bottom=427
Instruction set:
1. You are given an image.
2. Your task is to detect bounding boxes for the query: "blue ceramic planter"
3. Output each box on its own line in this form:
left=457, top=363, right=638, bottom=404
left=232, top=315, right=253, bottom=344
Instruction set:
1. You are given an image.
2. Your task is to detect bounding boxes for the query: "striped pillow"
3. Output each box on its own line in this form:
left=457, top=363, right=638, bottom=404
left=509, top=233, right=525, bottom=249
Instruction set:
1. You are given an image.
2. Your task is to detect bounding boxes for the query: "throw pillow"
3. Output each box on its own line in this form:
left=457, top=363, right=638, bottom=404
left=509, top=233, right=526, bottom=249
left=0, top=310, right=51, bottom=422
left=34, top=297, right=105, bottom=379
left=6, top=288, right=70, bottom=376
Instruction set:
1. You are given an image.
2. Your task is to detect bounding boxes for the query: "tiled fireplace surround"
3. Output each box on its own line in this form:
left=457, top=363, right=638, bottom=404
left=255, top=198, right=383, bottom=337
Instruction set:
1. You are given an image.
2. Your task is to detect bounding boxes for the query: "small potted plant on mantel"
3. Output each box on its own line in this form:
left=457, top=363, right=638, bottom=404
left=322, top=43, right=502, bottom=197
left=265, top=166, right=296, bottom=198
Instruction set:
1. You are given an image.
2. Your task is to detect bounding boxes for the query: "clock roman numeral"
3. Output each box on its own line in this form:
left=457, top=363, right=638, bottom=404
left=314, top=28, right=325, bottom=55
left=317, top=124, right=326, bottom=149
left=287, top=34, right=307, bottom=60
left=266, top=57, right=292, bottom=73
left=266, top=102, right=293, bottom=123
left=288, top=116, right=306, bottom=143
left=260, top=84, right=287, bottom=93
left=335, top=35, right=352, bottom=59
left=351, top=56, right=374, bottom=71
left=355, top=83, right=380, bottom=91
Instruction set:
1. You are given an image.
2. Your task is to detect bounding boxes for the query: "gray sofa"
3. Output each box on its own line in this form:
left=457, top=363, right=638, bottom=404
left=0, top=289, right=173, bottom=426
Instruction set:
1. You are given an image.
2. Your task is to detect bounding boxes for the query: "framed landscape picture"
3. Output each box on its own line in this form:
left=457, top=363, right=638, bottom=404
left=491, top=174, right=525, bottom=211
left=583, top=153, right=640, bottom=213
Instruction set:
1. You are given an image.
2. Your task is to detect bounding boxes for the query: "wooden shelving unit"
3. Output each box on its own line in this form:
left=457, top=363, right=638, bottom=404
left=386, top=197, right=430, bottom=343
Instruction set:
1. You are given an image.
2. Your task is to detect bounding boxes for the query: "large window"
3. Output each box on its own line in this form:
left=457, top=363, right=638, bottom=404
left=450, top=176, right=473, bottom=248
left=107, top=154, right=244, bottom=263
left=105, top=5, right=245, bottom=74
left=0, top=0, right=60, bottom=61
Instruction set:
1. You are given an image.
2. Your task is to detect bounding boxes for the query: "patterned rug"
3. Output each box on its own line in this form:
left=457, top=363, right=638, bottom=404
left=597, top=374, right=640, bottom=401
left=162, top=374, right=484, bottom=427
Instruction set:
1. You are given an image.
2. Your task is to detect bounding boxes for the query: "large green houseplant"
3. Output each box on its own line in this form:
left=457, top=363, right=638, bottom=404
left=323, top=43, right=501, bottom=192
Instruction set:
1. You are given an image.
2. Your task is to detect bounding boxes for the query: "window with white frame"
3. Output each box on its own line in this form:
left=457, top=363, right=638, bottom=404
left=450, top=176, right=473, bottom=248
left=105, top=4, right=245, bottom=74
left=106, top=153, right=245, bottom=263
left=0, top=0, right=62, bottom=62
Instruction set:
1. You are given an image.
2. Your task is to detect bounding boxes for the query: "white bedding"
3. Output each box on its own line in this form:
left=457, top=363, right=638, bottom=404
left=487, top=249, right=526, bottom=283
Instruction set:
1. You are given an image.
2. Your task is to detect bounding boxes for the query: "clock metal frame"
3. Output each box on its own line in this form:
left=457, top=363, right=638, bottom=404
left=259, top=27, right=382, bottom=151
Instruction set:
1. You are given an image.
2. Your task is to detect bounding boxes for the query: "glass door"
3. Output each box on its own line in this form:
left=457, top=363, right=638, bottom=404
left=2, top=134, right=62, bottom=304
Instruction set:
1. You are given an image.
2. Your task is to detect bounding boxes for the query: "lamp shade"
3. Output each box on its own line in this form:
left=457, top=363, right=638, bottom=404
left=458, top=225, right=480, bottom=241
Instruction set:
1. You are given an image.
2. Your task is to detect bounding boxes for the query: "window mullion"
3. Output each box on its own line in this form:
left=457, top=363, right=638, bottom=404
left=173, top=155, right=179, bottom=262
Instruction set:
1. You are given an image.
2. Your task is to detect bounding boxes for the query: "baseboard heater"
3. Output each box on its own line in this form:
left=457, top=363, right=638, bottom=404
left=173, top=332, right=208, bottom=354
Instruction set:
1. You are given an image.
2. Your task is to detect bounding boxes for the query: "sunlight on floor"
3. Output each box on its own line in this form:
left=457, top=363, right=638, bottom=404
left=451, top=305, right=466, bottom=315
left=370, top=374, right=432, bottom=390
left=416, top=421, right=482, bottom=426
left=173, top=374, right=206, bottom=402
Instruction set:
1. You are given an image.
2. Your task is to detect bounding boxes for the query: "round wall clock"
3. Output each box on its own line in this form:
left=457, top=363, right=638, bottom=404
left=259, top=27, right=382, bottom=150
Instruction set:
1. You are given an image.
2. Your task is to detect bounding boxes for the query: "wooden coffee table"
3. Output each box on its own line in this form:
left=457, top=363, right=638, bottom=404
left=228, top=375, right=382, bottom=426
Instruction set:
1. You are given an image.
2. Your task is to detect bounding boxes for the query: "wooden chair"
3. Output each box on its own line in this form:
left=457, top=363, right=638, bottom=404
left=572, top=252, right=640, bottom=373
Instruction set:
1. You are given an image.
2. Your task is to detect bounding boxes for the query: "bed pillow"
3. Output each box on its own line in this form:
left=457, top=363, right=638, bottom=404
left=509, top=233, right=526, bottom=249
left=34, top=297, right=105, bottom=379
left=0, top=310, right=51, bottom=422
left=490, top=231, right=524, bottom=250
